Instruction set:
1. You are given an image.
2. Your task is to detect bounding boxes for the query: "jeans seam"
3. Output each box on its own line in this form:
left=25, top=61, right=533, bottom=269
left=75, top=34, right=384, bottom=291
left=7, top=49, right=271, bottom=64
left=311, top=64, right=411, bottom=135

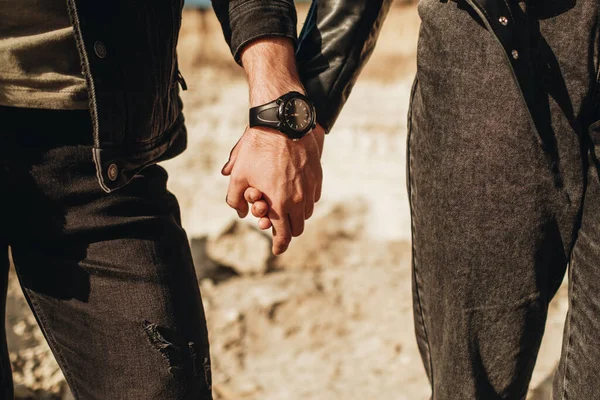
left=595, top=53, right=600, bottom=109
left=591, top=13, right=600, bottom=109
left=66, top=0, right=100, bottom=148
left=501, top=0, right=515, bottom=22
left=560, top=252, right=576, bottom=400
left=406, top=76, right=435, bottom=396
left=22, top=288, right=83, bottom=400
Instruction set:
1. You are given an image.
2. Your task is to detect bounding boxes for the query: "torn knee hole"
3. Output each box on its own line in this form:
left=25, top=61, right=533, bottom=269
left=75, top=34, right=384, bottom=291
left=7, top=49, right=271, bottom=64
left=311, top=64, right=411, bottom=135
left=142, top=320, right=211, bottom=389
left=142, top=320, right=184, bottom=373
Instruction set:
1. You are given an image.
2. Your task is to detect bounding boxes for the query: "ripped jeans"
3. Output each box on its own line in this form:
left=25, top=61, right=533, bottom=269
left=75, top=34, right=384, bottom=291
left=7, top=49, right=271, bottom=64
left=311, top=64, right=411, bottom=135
left=0, top=106, right=212, bottom=399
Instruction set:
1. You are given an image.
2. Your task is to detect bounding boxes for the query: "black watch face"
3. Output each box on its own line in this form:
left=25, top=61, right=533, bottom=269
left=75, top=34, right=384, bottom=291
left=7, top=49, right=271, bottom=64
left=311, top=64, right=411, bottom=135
left=283, top=98, right=312, bottom=133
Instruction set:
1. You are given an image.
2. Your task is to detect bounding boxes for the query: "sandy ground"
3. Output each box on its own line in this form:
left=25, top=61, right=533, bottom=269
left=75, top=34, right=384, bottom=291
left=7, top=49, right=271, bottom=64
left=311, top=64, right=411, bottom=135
left=7, top=4, right=568, bottom=399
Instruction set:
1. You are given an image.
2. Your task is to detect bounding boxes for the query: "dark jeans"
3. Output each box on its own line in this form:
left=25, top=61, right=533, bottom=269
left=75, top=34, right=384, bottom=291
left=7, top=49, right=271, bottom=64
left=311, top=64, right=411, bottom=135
left=408, top=0, right=600, bottom=399
left=0, top=106, right=212, bottom=399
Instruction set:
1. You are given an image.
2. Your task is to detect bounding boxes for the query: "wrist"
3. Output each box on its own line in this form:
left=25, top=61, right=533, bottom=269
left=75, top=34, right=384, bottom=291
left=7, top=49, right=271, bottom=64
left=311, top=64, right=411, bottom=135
left=249, top=84, right=305, bottom=108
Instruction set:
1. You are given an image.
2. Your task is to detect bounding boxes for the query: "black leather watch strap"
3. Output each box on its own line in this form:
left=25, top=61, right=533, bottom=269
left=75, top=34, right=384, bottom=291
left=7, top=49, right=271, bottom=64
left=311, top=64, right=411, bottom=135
left=249, top=101, right=280, bottom=131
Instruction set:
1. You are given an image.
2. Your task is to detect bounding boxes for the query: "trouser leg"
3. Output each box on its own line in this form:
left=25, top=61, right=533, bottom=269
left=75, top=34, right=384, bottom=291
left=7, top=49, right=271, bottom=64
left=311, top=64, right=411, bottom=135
left=553, top=118, right=600, bottom=399
left=2, top=107, right=212, bottom=400
left=0, top=245, right=12, bottom=399
left=408, top=1, right=598, bottom=398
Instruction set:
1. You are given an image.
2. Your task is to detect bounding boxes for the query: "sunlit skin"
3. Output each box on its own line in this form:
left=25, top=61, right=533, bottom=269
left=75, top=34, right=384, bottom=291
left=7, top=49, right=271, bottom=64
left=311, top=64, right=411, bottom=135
left=222, top=124, right=325, bottom=253
left=221, top=37, right=324, bottom=255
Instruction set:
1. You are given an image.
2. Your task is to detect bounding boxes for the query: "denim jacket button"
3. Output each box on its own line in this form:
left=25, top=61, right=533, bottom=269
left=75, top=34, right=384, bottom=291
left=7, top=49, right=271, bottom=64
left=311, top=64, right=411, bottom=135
left=94, top=41, right=107, bottom=59
left=107, top=164, right=119, bottom=181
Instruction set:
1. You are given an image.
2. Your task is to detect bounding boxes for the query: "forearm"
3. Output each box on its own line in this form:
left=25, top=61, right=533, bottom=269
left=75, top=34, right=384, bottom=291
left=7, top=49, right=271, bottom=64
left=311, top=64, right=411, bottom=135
left=222, top=36, right=326, bottom=257
left=240, top=37, right=304, bottom=107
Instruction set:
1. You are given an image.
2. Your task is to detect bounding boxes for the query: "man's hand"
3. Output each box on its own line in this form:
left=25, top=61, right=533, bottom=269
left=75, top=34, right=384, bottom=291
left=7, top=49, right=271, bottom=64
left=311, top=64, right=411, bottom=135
left=224, top=122, right=325, bottom=229
left=220, top=36, right=325, bottom=255
left=223, top=125, right=323, bottom=255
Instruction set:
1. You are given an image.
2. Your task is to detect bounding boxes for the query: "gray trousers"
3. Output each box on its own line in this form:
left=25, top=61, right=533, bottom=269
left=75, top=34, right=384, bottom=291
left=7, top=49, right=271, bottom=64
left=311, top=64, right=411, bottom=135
left=408, top=0, right=600, bottom=398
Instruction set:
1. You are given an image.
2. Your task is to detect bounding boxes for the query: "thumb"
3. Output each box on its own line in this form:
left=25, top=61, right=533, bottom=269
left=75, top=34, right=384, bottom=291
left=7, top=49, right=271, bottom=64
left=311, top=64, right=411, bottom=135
left=221, top=156, right=235, bottom=176
left=222, top=132, right=246, bottom=176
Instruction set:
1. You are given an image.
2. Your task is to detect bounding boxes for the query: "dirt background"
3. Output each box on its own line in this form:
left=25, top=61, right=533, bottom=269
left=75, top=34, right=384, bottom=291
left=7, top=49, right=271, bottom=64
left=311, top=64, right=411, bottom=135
left=8, top=3, right=567, bottom=399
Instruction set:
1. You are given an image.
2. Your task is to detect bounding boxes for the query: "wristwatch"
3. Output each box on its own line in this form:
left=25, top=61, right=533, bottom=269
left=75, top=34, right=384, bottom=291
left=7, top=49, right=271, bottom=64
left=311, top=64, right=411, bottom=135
left=249, top=91, right=317, bottom=140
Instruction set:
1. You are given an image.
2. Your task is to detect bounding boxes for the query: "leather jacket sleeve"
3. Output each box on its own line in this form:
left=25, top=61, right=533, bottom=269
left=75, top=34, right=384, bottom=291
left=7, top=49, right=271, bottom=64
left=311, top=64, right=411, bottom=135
left=297, top=0, right=393, bottom=133
left=212, top=0, right=392, bottom=133
left=211, top=0, right=298, bottom=63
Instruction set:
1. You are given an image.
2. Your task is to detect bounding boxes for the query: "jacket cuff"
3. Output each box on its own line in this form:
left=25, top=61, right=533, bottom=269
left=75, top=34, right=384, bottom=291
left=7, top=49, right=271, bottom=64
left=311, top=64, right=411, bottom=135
left=229, top=0, right=298, bottom=64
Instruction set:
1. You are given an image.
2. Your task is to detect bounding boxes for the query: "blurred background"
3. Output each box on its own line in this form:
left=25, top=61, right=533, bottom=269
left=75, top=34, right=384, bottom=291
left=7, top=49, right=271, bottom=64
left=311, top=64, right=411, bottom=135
left=7, top=1, right=568, bottom=399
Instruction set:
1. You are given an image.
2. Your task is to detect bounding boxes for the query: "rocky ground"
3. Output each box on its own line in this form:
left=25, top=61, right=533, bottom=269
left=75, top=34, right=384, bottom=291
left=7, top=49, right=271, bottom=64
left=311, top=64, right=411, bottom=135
left=7, top=4, right=568, bottom=399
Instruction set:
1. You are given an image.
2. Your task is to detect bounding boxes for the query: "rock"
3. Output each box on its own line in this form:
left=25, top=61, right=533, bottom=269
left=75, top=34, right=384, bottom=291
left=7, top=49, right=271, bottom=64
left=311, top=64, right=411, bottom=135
left=528, top=370, right=555, bottom=400
left=206, top=220, right=272, bottom=276
left=61, top=386, right=75, bottom=400
left=14, top=384, right=35, bottom=399
left=273, top=199, right=367, bottom=271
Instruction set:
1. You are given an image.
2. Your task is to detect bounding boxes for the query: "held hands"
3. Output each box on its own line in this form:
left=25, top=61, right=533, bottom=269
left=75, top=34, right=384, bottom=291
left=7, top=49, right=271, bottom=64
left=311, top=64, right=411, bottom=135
left=222, top=36, right=325, bottom=255
left=222, top=124, right=325, bottom=255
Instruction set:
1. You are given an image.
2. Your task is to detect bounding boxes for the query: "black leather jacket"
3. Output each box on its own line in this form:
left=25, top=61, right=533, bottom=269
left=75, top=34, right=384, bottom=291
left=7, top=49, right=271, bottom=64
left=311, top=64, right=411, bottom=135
left=66, top=0, right=391, bottom=192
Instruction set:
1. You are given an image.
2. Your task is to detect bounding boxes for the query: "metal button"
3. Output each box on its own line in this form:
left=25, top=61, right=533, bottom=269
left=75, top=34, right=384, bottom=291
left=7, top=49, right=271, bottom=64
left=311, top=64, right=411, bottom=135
left=94, top=41, right=107, bottom=59
left=107, top=163, right=119, bottom=181
left=499, top=16, right=509, bottom=26
left=511, top=49, right=519, bottom=60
